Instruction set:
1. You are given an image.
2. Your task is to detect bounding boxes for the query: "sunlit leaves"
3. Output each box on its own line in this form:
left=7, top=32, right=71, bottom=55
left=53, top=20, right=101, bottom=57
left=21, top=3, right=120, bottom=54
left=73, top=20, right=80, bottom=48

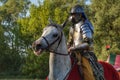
left=90, top=0, right=120, bottom=59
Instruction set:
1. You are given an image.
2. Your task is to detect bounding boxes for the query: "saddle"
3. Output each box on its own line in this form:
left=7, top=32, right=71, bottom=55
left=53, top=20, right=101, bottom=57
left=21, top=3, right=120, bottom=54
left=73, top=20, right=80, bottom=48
left=71, top=50, right=105, bottom=80
left=70, top=51, right=95, bottom=80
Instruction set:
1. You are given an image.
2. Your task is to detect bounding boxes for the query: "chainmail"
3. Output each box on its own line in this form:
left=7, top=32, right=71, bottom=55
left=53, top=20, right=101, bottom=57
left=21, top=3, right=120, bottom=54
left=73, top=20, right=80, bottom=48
left=81, top=52, right=105, bottom=80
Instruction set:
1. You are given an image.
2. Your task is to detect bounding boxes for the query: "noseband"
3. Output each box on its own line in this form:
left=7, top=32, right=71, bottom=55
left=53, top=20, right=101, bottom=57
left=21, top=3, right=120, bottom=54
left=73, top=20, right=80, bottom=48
left=41, top=25, right=69, bottom=56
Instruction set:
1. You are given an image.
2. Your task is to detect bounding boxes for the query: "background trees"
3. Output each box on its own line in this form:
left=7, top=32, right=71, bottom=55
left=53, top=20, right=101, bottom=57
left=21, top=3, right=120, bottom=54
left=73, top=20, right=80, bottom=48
left=0, top=0, right=120, bottom=79
left=90, top=0, right=120, bottom=60
left=0, top=0, right=30, bottom=78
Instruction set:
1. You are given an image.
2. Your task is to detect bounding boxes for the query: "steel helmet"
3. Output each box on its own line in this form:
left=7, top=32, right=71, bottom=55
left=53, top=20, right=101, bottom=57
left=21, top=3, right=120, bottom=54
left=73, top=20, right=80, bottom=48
left=70, top=5, right=84, bottom=14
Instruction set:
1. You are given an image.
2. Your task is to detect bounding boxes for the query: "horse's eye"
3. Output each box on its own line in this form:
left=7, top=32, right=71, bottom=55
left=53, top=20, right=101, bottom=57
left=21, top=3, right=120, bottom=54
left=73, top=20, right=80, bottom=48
left=53, top=33, right=58, bottom=37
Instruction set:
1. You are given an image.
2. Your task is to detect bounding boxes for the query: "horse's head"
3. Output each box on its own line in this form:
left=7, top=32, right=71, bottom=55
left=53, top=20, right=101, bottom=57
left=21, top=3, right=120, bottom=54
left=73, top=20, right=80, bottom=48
left=32, top=23, right=63, bottom=56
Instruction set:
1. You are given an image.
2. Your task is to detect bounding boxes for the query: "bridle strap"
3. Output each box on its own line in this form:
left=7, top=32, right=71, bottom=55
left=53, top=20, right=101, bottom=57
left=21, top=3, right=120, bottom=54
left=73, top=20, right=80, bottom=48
left=42, top=32, right=69, bottom=56
left=56, top=31, right=63, bottom=49
left=41, top=34, right=60, bottom=49
left=42, top=36, right=50, bottom=48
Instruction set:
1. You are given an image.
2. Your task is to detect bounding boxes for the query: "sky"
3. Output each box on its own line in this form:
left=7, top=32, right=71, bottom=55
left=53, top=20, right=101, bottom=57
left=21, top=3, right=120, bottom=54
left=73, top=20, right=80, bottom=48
left=30, top=0, right=38, bottom=4
left=30, top=0, right=44, bottom=6
left=0, top=2, right=2, bottom=6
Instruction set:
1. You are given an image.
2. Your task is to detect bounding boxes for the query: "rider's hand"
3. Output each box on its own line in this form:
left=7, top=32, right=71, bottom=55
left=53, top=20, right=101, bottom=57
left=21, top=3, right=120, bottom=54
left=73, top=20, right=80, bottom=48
left=68, top=47, right=74, bottom=53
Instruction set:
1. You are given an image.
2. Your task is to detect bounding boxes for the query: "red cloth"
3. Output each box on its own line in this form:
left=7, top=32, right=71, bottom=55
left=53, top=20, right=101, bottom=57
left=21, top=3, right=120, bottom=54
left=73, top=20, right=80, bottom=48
left=67, top=57, right=81, bottom=80
left=46, top=60, right=120, bottom=80
left=67, top=61, right=120, bottom=80
left=99, top=61, right=120, bottom=80
left=67, top=64, right=81, bottom=80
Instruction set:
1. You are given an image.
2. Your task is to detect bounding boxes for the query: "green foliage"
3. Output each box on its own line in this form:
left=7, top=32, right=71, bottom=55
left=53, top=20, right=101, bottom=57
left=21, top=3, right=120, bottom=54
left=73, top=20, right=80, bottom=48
left=21, top=49, right=49, bottom=79
left=0, top=0, right=31, bottom=78
left=90, top=0, right=120, bottom=60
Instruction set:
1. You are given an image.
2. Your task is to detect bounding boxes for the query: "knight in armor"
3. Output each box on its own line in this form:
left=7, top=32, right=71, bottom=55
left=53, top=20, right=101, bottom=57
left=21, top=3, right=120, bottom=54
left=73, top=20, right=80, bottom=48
left=67, top=4, right=105, bottom=80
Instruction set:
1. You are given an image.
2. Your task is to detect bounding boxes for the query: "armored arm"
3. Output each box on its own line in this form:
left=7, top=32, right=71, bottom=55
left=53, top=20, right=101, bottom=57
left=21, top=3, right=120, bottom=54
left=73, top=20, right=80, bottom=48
left=81, top=23, right=93, bottom=45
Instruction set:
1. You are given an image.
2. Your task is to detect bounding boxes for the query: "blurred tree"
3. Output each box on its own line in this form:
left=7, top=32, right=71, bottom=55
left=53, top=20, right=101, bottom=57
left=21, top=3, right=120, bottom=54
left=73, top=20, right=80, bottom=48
left=0, top=0, right=30, bottom=76
left=90, top=0, right=120, bottom=60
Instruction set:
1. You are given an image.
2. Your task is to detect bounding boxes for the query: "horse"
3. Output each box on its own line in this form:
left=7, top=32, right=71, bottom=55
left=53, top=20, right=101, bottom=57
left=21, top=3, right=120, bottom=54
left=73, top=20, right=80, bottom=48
left=32, top=23, right=120, bottom=80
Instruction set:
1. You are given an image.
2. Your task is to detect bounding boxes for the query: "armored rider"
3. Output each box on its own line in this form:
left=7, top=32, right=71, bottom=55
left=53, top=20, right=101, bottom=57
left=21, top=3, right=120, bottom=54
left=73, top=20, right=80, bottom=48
left=67, top=4, right=105, bottom=80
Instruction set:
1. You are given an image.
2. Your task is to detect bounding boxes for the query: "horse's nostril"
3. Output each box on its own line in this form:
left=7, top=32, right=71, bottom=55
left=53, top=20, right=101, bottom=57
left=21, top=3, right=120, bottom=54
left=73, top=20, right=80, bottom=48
left=35, top=44, right=41, bottom=51
left=32, top=41, right=42, bottom=51
left=36, top=44, right=41, bottom=47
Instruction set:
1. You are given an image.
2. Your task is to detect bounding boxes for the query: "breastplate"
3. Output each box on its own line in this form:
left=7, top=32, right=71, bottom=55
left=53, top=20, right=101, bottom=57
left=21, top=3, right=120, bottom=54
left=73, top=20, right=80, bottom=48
left=73, top=22, right=83, bottom=47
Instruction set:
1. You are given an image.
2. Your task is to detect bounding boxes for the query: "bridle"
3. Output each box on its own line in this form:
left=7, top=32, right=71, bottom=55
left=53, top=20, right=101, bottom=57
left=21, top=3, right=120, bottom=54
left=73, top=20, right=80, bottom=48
left=41, top=25, right=69, bottom=56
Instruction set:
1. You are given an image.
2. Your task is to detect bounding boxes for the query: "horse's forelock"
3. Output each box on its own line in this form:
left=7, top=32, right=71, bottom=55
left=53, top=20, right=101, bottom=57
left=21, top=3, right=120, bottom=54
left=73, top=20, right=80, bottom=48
left=47, top=23, right=61, bottom=29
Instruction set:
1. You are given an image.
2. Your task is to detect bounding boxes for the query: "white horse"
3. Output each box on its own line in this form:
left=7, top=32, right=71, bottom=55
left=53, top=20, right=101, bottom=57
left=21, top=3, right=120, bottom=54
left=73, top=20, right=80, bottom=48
left=32, top=23, right=120, bottom=80
left=32, top=24, right=71, bottom=80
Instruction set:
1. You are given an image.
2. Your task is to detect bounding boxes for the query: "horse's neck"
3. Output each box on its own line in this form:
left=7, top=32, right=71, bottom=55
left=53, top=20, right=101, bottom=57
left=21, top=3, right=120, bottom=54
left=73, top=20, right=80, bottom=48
left=48, top=35, right=71, bottom=80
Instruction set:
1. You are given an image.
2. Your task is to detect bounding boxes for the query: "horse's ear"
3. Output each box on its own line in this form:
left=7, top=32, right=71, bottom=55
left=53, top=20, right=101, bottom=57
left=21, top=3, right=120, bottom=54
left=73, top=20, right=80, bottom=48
left=48, top=18, right=54, bottom=24
left=61, top=18, right=68, bottom=29
left=62, top=20, right=68, bottom=28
